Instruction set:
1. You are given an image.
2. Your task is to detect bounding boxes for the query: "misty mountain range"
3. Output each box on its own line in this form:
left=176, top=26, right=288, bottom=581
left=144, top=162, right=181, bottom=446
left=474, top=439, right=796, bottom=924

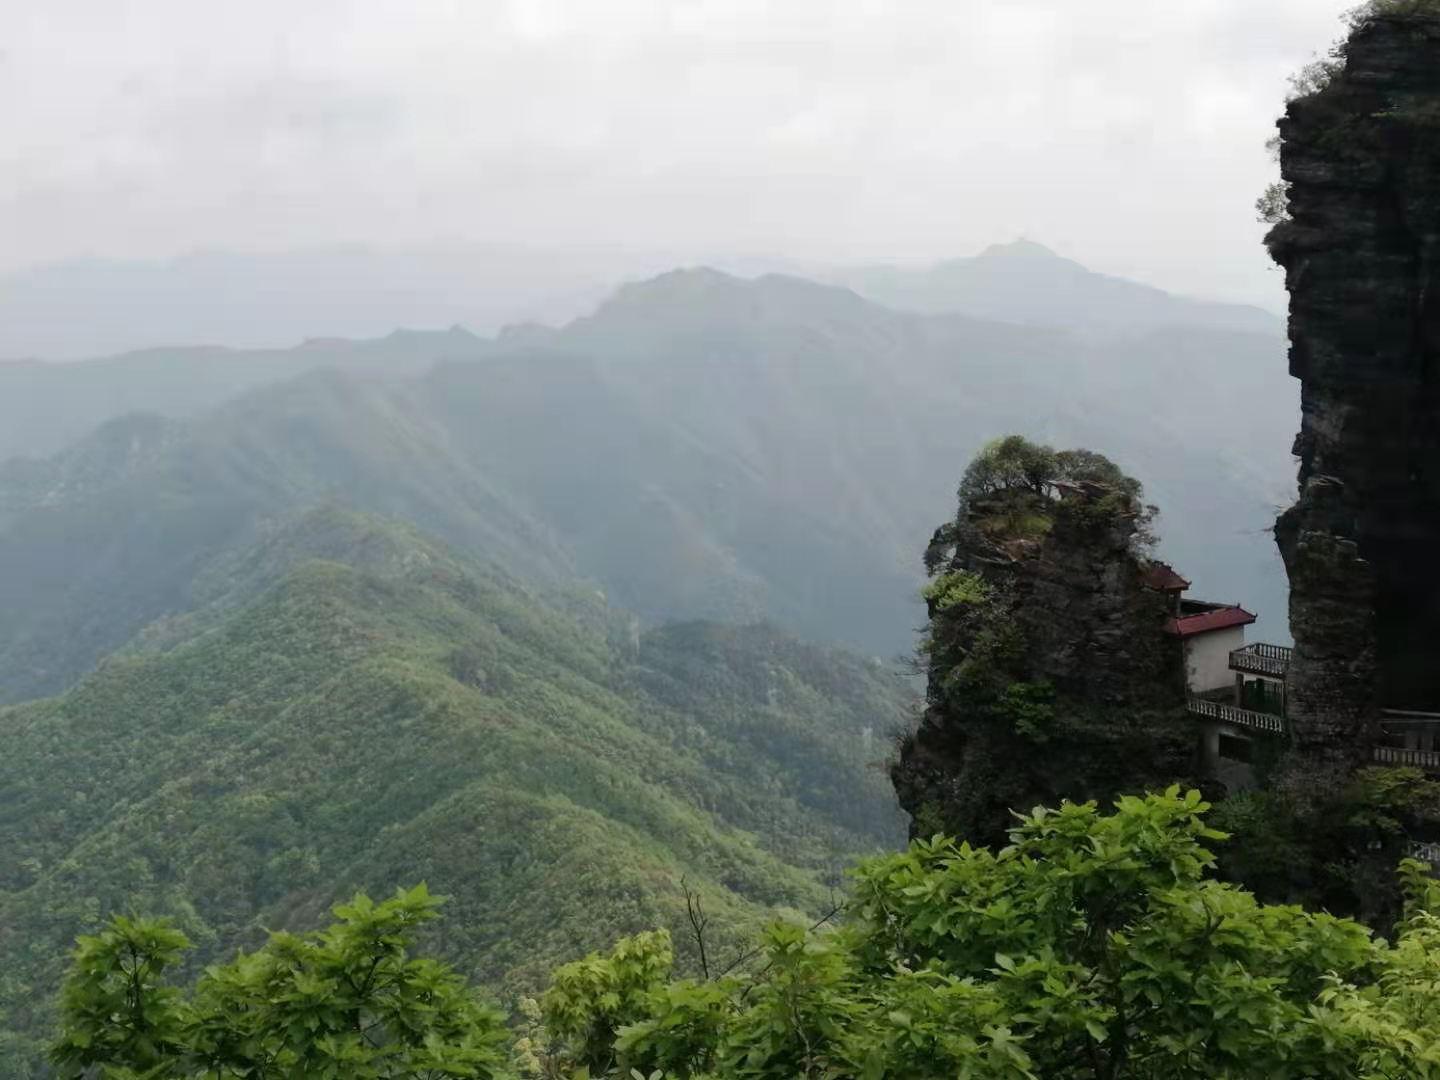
left=0, top=240, right=1282, bottom=363
left=0, top=241, right=1294, bottom=707
left=835, top=239, right=1280, bottom=335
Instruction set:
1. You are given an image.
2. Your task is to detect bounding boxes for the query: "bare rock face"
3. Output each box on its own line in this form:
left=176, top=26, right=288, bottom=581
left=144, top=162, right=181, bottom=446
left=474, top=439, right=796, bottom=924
left=1000, top=511, right=1177, bottom=706
left=1268, top=9, right=1440, bottom=773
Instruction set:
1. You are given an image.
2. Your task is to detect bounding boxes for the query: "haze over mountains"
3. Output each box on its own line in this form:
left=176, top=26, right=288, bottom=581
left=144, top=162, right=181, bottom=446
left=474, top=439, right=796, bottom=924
left=0, top=241, right=1282, bottom=363
left=0, top=243, right=1294, bottom=707
left=0, top=247, right=651, bottom=361
left=835, top=239, right=1281, bottom=335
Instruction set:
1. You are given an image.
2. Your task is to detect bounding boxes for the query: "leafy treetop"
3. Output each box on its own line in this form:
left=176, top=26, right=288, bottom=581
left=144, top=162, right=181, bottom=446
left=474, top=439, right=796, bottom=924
left=509, top=792, right=1440, bottom=1079
left=926, top=436, right=1155, bottom=573
left=50, top=884, right=510, bottom=1080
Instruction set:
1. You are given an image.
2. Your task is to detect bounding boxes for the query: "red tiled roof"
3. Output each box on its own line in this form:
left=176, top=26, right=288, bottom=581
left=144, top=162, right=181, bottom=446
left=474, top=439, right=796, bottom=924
left=1165, top=606, right=1257, bottom=637
left=1143, top=562, right=1191, bottom=591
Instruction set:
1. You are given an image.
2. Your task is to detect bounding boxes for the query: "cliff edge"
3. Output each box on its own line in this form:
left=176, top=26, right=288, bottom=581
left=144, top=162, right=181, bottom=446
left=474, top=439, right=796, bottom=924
left=1268, top=4, right=1440, bottom=787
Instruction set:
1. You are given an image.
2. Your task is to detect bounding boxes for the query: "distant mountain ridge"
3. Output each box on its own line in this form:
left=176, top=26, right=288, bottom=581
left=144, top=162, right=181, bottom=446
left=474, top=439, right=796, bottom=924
left=0, top=242, right=1274, bottom=362
left=0, top=262, right=1293, bottom=700
left=0, top=247, right=1284, bottom=463
left=0, top=247, right=641, bottom=361
left=835, top=240, right=1282, bottom=335
left=0, top=327, right=491, bottom=462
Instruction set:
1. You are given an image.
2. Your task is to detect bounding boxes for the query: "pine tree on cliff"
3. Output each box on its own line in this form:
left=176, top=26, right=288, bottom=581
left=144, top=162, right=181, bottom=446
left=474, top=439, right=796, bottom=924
left=892, top=436, right=1195, bottom=845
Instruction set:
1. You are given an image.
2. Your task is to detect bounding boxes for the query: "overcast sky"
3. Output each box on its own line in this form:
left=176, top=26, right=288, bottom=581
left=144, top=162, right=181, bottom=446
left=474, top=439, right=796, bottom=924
left=3, top=0, right=1355, bottom=309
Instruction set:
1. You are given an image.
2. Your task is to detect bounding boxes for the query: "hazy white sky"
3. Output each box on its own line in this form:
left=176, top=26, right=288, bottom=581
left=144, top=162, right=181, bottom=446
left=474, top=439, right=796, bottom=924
left=2, top=0, right=1354, bottom=307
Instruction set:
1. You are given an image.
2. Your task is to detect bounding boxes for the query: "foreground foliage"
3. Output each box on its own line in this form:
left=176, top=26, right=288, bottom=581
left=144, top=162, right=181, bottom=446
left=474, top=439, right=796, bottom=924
left=524, top=789, right=1440, bottom=1079
left=69, top=791, right=1439, bottom=1078
left=51, top=885, right=510, bottom=1079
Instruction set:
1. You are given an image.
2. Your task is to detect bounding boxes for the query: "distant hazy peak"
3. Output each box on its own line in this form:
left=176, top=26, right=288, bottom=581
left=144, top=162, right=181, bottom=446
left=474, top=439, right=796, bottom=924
left=607, top=265, right=740, bottom=302
left=384, top=324, right=481, bottom=343
left=976, top=238, right=1064, bottom=261
left=836, top=240, right=1281, bottom=337
left=610, top=265, right=867, bottom=301
left=568, top=265, right=877, bottom=341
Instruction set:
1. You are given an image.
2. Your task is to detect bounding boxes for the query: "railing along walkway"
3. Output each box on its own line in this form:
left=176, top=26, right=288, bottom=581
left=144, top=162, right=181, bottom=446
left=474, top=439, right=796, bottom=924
left=1229, top=642, right=1292, bottom=679
left=1187, top=697, right=1286, bottom=735
left=1373, top=745, right=1440, bottom=771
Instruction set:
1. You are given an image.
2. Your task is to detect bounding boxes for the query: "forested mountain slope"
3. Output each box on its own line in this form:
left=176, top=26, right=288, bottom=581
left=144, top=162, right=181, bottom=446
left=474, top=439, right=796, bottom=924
left=0, top=506, right=908, bottom=1071
left=0, top=267, right=1293, bottom=703
left=0, top=376, right=574, bottom=703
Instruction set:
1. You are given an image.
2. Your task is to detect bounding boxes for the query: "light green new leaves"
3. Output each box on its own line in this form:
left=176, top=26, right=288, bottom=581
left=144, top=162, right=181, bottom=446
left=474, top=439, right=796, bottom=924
left=541, top=788, right=1440, bottom=1079
left=51, top=884, right=510, bottom=1080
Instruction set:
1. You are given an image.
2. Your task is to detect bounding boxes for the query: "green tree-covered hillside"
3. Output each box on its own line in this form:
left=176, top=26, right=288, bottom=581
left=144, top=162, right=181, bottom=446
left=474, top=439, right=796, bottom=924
left=0, top=264, right=1292, bottom=693
left=0, top=507, right=909, bottom=1074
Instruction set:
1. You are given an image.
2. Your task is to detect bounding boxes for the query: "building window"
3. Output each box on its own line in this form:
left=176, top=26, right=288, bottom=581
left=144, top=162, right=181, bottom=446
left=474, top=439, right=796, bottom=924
left=1219, top=734, right=1253, bottom=764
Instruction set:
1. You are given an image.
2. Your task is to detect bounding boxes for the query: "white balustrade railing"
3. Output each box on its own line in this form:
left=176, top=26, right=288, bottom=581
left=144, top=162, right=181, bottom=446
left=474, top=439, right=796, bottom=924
left=1187, top=697, right=1286, bottom=735
left=1373, top=745, right=1440, bottom=771
left=1228, top=643, right=1292, bottom=679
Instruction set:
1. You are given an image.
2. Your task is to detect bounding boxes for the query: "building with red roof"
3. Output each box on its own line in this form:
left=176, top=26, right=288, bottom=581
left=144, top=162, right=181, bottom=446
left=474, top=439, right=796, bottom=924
left=1143, top=561, right=1262, bottom=696
left=1165, top=602, right=1257, bottom=639
left=1165, top=600, right=1258, bottom=696
left=1143, top=562, right=1191, bottom=594
left=1140, top=561, right=1293, bottom=788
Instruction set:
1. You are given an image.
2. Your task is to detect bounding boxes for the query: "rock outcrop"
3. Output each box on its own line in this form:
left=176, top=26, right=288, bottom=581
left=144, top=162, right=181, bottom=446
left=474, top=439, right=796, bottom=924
left=1268, top=5, right=1440, bottom=781
left=892, top=439, right=1191, bottom=844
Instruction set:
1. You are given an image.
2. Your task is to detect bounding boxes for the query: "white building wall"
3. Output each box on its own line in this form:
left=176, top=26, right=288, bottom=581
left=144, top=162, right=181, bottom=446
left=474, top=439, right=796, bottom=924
left=1184, top=627, right=1246, bottom=694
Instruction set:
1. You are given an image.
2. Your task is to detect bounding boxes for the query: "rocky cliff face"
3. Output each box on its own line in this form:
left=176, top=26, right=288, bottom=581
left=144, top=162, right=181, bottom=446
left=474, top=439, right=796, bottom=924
left=892, top=443, right=1191, bottom=844
left=1268, top=7, right=1440, bottom=778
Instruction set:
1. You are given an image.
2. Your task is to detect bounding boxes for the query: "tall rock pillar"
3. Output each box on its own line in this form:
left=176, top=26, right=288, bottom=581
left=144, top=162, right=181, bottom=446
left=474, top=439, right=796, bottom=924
left=1268, top=7, right=1440, bottom=782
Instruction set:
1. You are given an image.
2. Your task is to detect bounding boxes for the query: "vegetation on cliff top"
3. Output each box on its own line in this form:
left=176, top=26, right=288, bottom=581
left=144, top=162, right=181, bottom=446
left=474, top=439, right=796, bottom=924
left=924, top=435, right=1156, bottom=567
left=1287, top=0, right=1440, bottom=100
left=1258, top=0, right=1440, bottom=227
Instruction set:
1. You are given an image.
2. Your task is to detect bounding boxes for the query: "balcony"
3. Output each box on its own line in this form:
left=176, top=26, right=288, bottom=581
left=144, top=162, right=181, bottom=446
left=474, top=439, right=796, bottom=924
left=1374, top=745, right=1440, bottom=771
left=1187, top=697, right=1286, bottom=735
left=1229, top=642, right=1292, bottom=680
